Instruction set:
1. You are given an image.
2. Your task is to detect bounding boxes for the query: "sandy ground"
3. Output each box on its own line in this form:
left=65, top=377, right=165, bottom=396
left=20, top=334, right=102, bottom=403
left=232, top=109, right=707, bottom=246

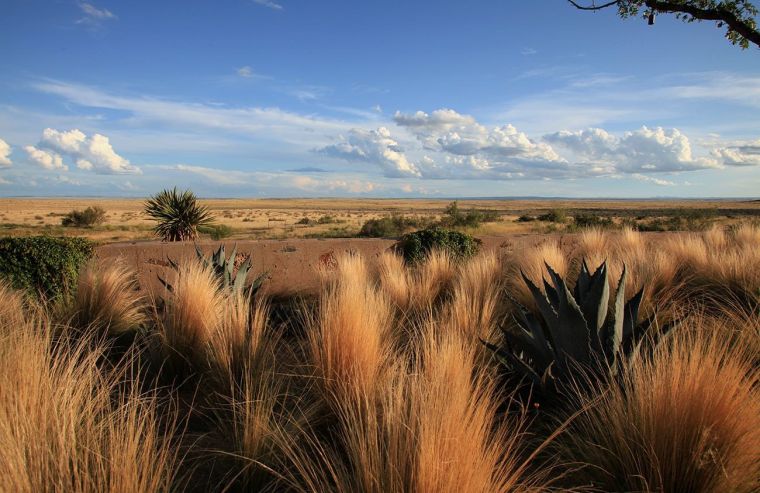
left=1, top=197, right=757, bottom=243
left=96, top=232, right=687, bottom=298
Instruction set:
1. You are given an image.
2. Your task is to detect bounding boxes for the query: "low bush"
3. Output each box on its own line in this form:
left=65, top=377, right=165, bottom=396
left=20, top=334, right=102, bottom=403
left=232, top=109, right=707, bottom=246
left=0, top=236, right=94, bottom=300
left=358, top=214, right=429, bottom=238
left=395, top=227, right=481, bottom=263
left=61, top=206, right=106, bottom=227
left=516, top=214, right=536, bottom=222
left=317, top=215, right=338, bottom=224
left=572, top=212, right=614, bottom=229
left=440, top=201, right=500, bottom=228
left=537, top=208, right=567, bottom=223
left=633, top=208, right=719, bottom=232
left=198, top=224, right=233, bottom=240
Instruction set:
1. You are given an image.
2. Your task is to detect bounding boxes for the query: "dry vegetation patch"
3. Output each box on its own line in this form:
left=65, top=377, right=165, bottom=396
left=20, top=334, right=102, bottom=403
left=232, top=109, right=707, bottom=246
left=0, top=224, right=758, bottom=492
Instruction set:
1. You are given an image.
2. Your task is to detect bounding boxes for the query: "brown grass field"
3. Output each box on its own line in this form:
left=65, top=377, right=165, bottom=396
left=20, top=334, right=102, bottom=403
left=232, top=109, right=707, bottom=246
left=1, top=197, right=758, bottom=242
left=1, top=222, right=759, bottom=492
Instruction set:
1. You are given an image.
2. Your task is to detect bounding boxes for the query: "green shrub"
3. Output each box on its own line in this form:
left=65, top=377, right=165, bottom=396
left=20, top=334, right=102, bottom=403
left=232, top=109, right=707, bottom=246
left=0, top=236, right=94, bottom=300
left=516, top=214, right=536, bottom=222
left=537, top=208, right=567, bottom=223
left=358, top=214, right=430, bottom=238
left=634, top=209, right=718, bottom=232
left=395, top=227, right=481, bottom=263
left=198, top=224, right=233, bottom=240
left=61, top=206, right=107, bottom=227
left=440, top=201, right=500, bottom=228
left=316, top=215, right=338, bottom=224
left=572, top=213, right=614, bottom=229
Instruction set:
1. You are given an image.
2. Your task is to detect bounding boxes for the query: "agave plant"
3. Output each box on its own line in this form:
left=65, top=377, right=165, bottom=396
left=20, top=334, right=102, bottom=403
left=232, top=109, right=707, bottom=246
left=484, top=260, right=660, bottom=394
left=194, top=244, right=267, bottom=297
left=144, top=187, right=214, bottom=241
left=160, top=244, right=267, bottom=298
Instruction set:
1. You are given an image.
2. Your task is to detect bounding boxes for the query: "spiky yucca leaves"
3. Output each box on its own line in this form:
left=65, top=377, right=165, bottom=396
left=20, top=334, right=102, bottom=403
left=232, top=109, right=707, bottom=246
left=484, top=260, right=652, bottom=398
left=144, top=187, right=214, bottom=241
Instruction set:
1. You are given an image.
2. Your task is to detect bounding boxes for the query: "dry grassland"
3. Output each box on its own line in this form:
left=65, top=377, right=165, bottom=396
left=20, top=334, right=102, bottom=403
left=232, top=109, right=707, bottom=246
left=0, top=197, right=758, bottom=242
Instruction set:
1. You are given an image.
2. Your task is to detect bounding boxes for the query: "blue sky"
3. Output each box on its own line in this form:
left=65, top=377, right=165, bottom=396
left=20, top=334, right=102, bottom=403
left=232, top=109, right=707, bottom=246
left=0, top=0, right=758, bottom=197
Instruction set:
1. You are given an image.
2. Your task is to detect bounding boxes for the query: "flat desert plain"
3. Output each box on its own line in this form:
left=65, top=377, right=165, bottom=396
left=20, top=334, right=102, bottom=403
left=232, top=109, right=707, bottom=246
left=0, top=197, right=758, bottom=243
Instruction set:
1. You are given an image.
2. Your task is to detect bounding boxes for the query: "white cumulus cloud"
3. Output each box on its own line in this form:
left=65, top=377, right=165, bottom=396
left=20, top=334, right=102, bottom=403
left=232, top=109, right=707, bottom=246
left=393, top=109, right=566, bottom=179
left=544, top=126, right=722, bottom=173
left=30, top=128, right=140, bottom=174
left=0, top=138, right=11, bottom=167
left=318, top=127, right=421, bottom=178
left=710, top=140, right=760, bottom=166
left=24, top=146, right=67, bottom=171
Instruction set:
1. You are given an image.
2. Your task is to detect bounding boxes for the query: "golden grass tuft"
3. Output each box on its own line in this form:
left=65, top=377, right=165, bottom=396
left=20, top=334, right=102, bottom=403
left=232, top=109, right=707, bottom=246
left=157, top=259, right=225, bottom=363
left=616, top=226, right=645, bottom=253
left=208, top=293, right=273, bottom=382
left=560, top=317, right=760, bottom=492
left=64, top=259, right=146, bottom=335
left=375, top=250, right=410, bottom=311
left=446, top=252, right=503, bottom=341
left=703, top=224, right=728, bottom=252
left=309, top=253, right=393, bottom=400
left=0, top=282, right=29, bottom=329
left=508, top=241, right=568, bottom=307
left=412, top=329, right=550, bottom=493
left=732, top=221, right=760, bottom=248
left=409, top=249, right=457, bottom=311
left=575, top=228, right=609, bottom=270
left=0, top=321, right=178, bottom=493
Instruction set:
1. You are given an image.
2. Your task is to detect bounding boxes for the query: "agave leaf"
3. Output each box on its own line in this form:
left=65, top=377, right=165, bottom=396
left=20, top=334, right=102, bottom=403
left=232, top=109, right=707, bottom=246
left=520, top=271, right=559, bottom=340
left=554, top=281, right=592, bottom=366
left=157, top=274, right=174, bottom=293
left=212, top=245, right=224, bottom=269
left=510, top=309, right=553, bottom=370
left=574, top=259, right=591, bottom=301
left=248, top=271, right=268, bottom=298
left=543, top=278, right=559, bottom=306
left=622, top=286, right=644, bottom=342
left=603, top=265, right=628, bottom=365
left=226, top=245, right=238, bottom=284
left=579, top=262, right=609, bottom=352
left=482, top=339, right=543, bottom=388
left=234, top=259, right=252, bottom=294
left=544, top=261, right=564, bottom=298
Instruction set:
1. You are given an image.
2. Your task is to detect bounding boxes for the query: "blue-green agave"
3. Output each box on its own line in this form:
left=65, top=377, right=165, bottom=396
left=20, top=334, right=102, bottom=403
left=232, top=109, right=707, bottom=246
left=160, top=244, right=267, bottom=298
left=483, top=260, right=657, bottom=392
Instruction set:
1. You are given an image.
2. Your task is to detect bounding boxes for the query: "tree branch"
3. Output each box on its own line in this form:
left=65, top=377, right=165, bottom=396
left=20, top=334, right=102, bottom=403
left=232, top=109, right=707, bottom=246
left=566, top=0, right=622, bottom=11
left=568, top=0, right=760, bottom=48
left=644, top=0, right=760, bottom=48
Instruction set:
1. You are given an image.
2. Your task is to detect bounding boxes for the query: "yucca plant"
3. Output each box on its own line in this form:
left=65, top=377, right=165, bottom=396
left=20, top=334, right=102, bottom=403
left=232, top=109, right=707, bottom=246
left=160, top=244, right=267, bottom=299
left=144, top=187, right=214, bottom=241
left=484, top=260, right=661, bottom=398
